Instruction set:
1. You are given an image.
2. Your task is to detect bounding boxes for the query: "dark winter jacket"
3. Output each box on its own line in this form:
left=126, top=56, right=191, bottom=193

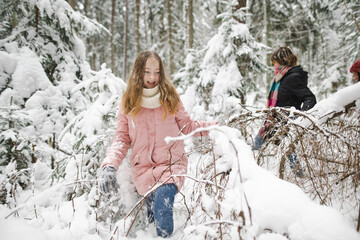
left=276, top=66, right=316, bottom=111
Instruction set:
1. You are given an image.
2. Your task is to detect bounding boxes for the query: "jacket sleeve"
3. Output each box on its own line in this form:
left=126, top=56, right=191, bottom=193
left=288, top=73, right=317, bottom=111
left=101, top=104, right=131, bottom=170
left=175, top=102, right=217, bottom=137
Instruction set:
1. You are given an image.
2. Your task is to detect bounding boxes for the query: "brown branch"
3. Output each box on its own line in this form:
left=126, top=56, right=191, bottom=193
left=211, top=142, right=223, bottom=239
left=328, top=101, right=356, bottom=120
left=343, top=0, right=360, bottom=33
left=122, top=173, right=224, bottom=236
left=213, top=128, right=253, bottom=225
left=125, top=200, right=146, bottom=237
left=357, top=201, right=360, bottom=232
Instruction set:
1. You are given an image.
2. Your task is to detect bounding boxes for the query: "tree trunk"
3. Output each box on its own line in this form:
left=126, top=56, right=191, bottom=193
left=84, top=0, right=90, bottom=16
left=167, top=0, right=174, bottom=75
left=265, top=0, right=271, bottom=64
left=95, top=5, right=105, bottom=68
left=357, top=201, right=360, bottom=232
left=188, top=0, right=194, bottom=49
left=233, top=0, right=246, bottom=23
left=343, top=0, right=360, bottom=33
left=83, top=0, right=96, bottom=70
left=264, top=0, right=272, bottom=90
left=123, top=0, right=129, bottom=80
left=144, top=4, right=148, bottom=49
left=68, top=0, right=76, bottom=10
left=135, top=0, right=141, bottom=55
left=35, top=6, right=39, bottom=33
left=110, top=0, right=116, bottom=73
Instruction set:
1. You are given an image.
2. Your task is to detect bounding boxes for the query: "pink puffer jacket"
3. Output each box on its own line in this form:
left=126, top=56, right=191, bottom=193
left=102, top=102, right=215, bottom=195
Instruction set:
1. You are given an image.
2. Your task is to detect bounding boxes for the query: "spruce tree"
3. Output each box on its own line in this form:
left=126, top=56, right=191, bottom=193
left=0, top=0, right=104, bottom=197
left=176, top=4, right=267, bottom=122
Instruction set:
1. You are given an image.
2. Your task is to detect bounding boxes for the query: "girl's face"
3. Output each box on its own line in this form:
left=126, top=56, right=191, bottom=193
left=272, top=60, right=280, bottom=68
left=353, top=72, right=359, bottom=83
left=143, top=57, right=160, bottom=89
left=272, top=60, right=281, bottom=74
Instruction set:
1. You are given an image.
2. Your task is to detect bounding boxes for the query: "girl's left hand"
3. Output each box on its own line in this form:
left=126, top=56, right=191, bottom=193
left=99, top=165, right=117, bottom=194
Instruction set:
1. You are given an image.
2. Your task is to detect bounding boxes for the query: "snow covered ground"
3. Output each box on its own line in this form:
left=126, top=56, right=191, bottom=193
left=1, top=37, right=360, bottom=240
left=1, top=123, right=360, bottom=240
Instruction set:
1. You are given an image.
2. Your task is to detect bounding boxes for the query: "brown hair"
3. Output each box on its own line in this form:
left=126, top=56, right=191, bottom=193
left=271, top=47, right=298, bottom=66
left=121, top=51, right=181, bottom=119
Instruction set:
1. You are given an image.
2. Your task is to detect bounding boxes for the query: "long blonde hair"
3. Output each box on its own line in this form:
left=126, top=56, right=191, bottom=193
left=122, top=51, right=181, bottom=119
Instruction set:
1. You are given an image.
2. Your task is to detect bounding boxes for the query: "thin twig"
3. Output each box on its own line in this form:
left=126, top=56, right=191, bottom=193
left=342, top=0, right=360, bottom=33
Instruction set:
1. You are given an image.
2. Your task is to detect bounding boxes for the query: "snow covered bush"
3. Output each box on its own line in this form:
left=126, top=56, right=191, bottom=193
left=0, top=0, right=103, bottom=209
left=0, top=103, right=33, bottom=205
left=0, top=0, right=112, bottom=232
left=145, top=125, right=360, bottom=240
left=56, top=65, right=142, bottom=230
left=230, top=82, right=360, bottom=230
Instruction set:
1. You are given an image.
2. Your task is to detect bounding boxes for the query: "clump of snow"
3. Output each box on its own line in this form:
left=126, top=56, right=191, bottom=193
left=11, top=49, right=52, bottom=98
left=0, top=51, right=17, bottom=74
left=297, top=81, right=360, bottom=127
left=213, top=60, right=242, bottom=96
left=59, top=64, right=127, bottom=146
left=0, top=48, right=52, bottom=105
left=0, top=219, right=50, bottom=240
left=258, top=233, right=288, bottom=240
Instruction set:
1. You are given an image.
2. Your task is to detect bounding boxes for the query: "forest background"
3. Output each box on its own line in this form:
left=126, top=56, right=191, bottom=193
left=0, top=0, right=360, bottom=239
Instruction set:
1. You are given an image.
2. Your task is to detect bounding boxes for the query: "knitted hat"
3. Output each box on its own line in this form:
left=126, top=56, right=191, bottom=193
left=350, top=59, right=360, bottom=73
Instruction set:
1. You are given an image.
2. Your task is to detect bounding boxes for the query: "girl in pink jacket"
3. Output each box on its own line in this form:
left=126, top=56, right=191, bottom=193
left=99, top=51, right=216, bottom=237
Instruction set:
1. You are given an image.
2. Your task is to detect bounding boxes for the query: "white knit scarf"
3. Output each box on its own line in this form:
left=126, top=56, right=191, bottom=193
left=141, top=85, right=161, bottom=108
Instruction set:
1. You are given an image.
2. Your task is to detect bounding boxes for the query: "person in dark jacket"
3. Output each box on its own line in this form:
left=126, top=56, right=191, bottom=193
left=350, top=58, right=360, bottom=83
left=275, top=67, right=316, bottom=111
left=254, top=46, right=316, bottom=176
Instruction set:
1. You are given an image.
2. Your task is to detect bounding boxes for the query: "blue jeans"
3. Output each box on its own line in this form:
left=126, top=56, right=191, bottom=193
left=288, top=153, right=303, bottom=177
left=145, top=183, right=178, bottom=238
left=253, top=135, right=303, bottom=177
left=253, top=134, right=265, bottom=150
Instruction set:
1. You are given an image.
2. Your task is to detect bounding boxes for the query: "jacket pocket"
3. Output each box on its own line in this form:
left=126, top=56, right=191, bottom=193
left=132, top=154, right=141, bottom=167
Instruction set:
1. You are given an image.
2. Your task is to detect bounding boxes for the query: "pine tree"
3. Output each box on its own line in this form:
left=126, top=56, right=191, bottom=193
left=0, top=0, right=103, bottom=84
left=58, top=65, right=134, bottom=224
left=58, top=64, right=126, bottom=192
left=0, top=0, right=104, bottom=196
left=176, top=4, right=267, bottom=122
left=0, top=100, right=34, bottom=205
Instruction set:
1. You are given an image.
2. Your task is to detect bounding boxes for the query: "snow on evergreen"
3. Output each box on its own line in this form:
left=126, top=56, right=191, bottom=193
left=175, top=7, right=267, bottom=123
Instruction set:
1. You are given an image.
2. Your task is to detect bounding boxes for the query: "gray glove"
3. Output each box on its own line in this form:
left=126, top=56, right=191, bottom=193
left=99, top=165, right=117, bottom=194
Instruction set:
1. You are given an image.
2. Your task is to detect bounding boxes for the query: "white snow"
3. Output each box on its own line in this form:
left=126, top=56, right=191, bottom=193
left=0, top=48, right=52, bottom=104
left=1, top=84, right=360, bottom=240
left=0, top=219, right=50, bottom=240
left=1, top=2, right=360, bottom=239
left=296, top=81, right=360, bottom=127
left=164, top=125, right=360, bottom=240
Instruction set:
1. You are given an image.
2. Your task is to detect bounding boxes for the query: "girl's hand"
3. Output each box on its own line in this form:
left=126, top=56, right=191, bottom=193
left=99, top=165, right=117, bottom=194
